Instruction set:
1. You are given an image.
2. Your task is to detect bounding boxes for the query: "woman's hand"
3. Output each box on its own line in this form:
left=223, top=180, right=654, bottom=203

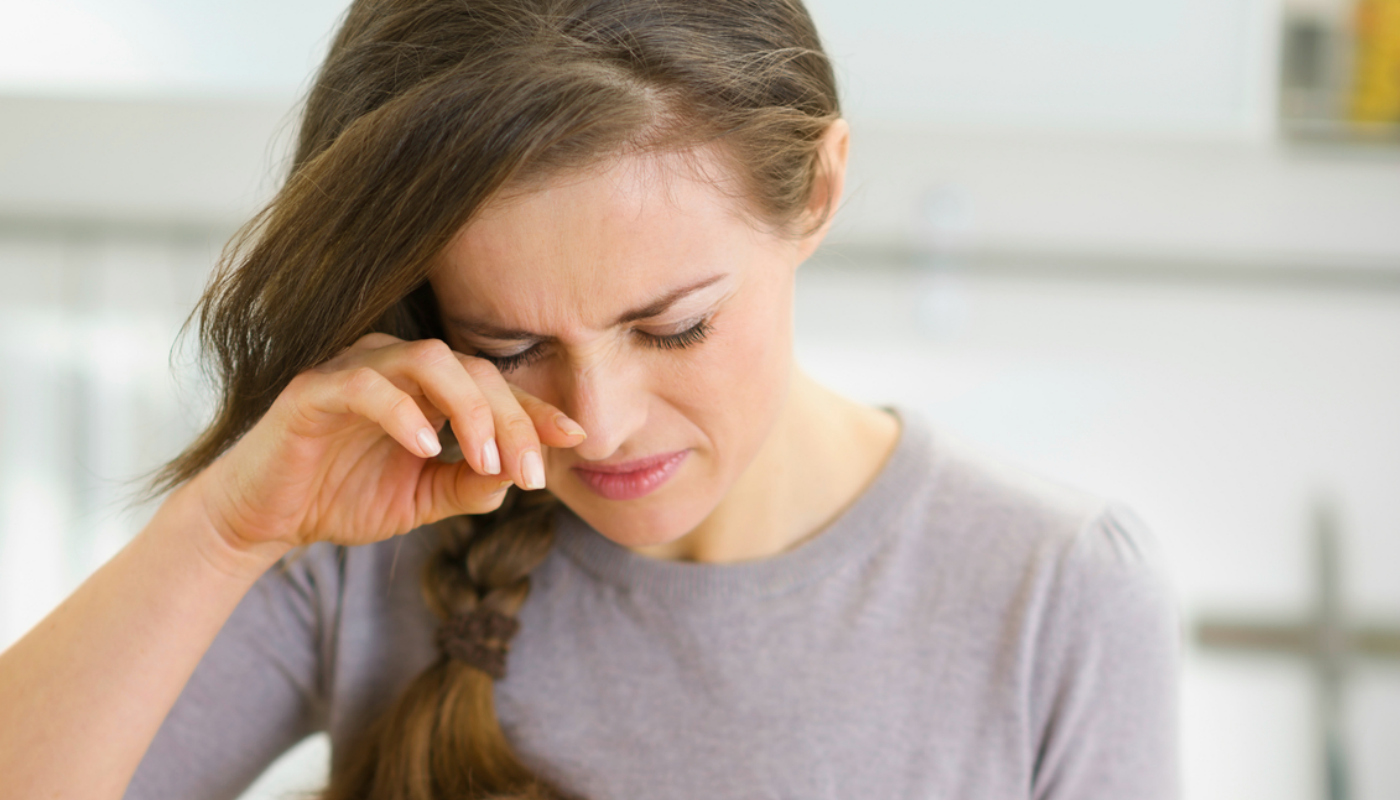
left=0, top=333, right=584, bottom=800
left=191, top=332, right=586, bottom=554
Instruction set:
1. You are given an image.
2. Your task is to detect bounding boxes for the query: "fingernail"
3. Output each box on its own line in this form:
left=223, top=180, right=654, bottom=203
left=521, top=450, right=546, bottom=490
left=481, top=439, right=501, bottom=475
left=554, top=414, right=587, bottom=439
left=494, top=479, right=513, bottom=492
left=417, top=428, right=441, bottom=457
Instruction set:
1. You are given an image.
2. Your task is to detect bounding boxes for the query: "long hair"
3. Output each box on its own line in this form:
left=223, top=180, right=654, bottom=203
left=153, top=1, right=841, bottom=797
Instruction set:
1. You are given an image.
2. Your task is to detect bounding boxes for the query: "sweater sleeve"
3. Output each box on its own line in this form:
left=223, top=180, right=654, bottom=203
left=123, top=543, right=341, bottom=800
left=1029, top=503, right=1182, bottom=800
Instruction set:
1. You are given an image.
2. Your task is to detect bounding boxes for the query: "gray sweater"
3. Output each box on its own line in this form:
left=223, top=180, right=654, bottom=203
left=127, top=407, right=1180, bottom=799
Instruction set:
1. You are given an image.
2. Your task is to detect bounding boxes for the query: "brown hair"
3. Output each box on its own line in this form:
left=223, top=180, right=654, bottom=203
left=155, top=0, right=840, bottom=797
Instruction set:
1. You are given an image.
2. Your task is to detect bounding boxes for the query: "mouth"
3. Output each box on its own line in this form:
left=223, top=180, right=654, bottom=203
left=571, top=450, right=689, bottom=501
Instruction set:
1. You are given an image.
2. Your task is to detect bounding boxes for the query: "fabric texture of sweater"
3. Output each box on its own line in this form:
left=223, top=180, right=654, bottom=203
left=126, top=406, right=1180, bottom=800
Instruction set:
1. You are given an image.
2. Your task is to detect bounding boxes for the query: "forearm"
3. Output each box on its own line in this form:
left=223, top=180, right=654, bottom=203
left=0, top=478, right=293, bottom=800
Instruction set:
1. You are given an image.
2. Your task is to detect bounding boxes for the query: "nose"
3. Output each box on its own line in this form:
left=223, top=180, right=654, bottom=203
left=552, top=358, right=647, bottom=463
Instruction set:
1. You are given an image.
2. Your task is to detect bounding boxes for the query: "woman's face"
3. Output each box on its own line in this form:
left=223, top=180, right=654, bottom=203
left=429, top=145, right=824, bottom=549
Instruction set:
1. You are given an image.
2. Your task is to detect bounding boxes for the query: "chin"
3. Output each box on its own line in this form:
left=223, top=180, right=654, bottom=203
left=552, top=481, right=715, bottom=551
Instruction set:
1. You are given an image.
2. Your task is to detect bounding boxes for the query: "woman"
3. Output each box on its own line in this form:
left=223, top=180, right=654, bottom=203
left=0, top=0, right=1179, bottom=798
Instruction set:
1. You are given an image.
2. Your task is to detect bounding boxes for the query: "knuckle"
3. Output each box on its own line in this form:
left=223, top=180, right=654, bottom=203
left=463, top=400, right=495, bottom=430
left=355, top=332, right=400, bottom=350
left=387, top=392, right=419, bottom=418
left=406, top=338, right=454, bottom=367
left=324, top=333, right=397, bottom=370
left=460, top=355, right=502, bottom=381
left=358, top=332, right=397, bottom=347
left=343, top=365, right=383, bottom=396
left=273, top=373, right=324, bottom=430
left=499, top=412, right=537, bottom=442
left=474, top=489, right=509, bottom=513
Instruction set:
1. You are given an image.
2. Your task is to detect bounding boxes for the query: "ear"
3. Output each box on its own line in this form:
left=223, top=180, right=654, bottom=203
left=795, top=118, right=850, bottom=262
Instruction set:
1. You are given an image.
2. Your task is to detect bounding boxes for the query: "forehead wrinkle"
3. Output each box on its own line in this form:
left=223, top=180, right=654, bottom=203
left=436, top=146, right=757, bottom=340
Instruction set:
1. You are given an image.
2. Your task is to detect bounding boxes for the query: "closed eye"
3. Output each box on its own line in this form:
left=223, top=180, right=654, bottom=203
left=474, top=317, right=713, bottom=373
left=635, top=317, right=713, bottom=350
left=473, top=344, right=546, bottom=373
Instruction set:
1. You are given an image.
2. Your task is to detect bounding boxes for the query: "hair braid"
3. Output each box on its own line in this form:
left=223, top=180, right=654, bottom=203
left=324, top=490, right=570, bottom=800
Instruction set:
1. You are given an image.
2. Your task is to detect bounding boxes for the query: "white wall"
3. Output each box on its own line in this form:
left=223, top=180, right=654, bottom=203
left=839, top=125, right=1400, bottom=270
left=0, top=0, right=1280, bottom=136
left=4, top=97, right=1400, bottom=273
left=0, top=0, right=347, bottom=96
left=807, top=0, right=1278, bottom=138
left=3, top=0, right=1398, bottom=269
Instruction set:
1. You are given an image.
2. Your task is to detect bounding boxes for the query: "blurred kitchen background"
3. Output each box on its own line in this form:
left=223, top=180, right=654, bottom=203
left=2, top=1, right=1398, bottom=798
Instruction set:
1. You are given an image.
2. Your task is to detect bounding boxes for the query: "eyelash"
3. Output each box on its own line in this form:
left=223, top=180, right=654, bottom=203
left=476, top=318, right=714, bottom=373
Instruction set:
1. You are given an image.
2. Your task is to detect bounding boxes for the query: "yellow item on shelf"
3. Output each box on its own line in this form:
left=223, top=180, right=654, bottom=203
left=1351, top=0, right=1400, bottom=124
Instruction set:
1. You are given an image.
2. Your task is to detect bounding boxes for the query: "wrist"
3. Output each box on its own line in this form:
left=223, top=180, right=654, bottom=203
left=153, top=476, right=295, bottom=582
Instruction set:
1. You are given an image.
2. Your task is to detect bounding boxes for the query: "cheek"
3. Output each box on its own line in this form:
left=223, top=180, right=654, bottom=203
left=662, top=299, right=793, bottom=437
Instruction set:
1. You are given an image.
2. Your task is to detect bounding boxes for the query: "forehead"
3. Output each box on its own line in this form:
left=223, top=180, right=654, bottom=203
left=431, top=146, right=767, bottom=326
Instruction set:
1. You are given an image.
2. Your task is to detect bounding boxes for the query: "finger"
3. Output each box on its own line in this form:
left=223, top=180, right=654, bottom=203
left=460, top=358, right=551, bottom=491
left=418, top=460, right=516, bottom=520
left=369, top=339, right=501, bottom=477
left=287, top=366, right=442, bottom=458
left=348, top=331, right=402, bottom=353
left=315, top=332, right=405, bottom=374
left=508, top=383, right=587, bottom=450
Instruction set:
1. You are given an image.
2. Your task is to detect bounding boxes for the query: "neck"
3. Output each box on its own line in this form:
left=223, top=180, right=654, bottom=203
left=629, top=367, right=900, bottom=564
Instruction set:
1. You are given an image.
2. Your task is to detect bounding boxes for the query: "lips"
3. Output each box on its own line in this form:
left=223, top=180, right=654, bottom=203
left=571, top=450, right=689, bottom=501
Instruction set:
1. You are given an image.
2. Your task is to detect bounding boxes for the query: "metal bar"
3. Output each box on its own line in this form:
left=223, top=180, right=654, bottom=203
left=1195, top=621, right=1317, bottom=654
left=1197, top=622, right=1400, bottom=660
left=1354, top=629, right=1400, bottom=658
left=1314, top=504, right=1349, bottom=800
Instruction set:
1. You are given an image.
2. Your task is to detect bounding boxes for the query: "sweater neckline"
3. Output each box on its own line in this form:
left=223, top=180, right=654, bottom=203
left=552, top=405, right=937, bottom=606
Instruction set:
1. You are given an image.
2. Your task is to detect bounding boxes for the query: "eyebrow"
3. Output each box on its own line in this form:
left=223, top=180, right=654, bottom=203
left=444, top=273, right=729, bottom=341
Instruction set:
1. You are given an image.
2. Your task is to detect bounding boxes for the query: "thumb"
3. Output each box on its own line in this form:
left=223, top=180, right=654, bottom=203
left=417, top=460, right=516, bottom=522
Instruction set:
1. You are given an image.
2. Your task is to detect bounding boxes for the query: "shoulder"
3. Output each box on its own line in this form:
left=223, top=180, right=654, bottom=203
left=901, top=409, right=1105, bottom=546
left=888, top=439, right=1188, bottom=797
left=888, top=407, right=1178, bottom=640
